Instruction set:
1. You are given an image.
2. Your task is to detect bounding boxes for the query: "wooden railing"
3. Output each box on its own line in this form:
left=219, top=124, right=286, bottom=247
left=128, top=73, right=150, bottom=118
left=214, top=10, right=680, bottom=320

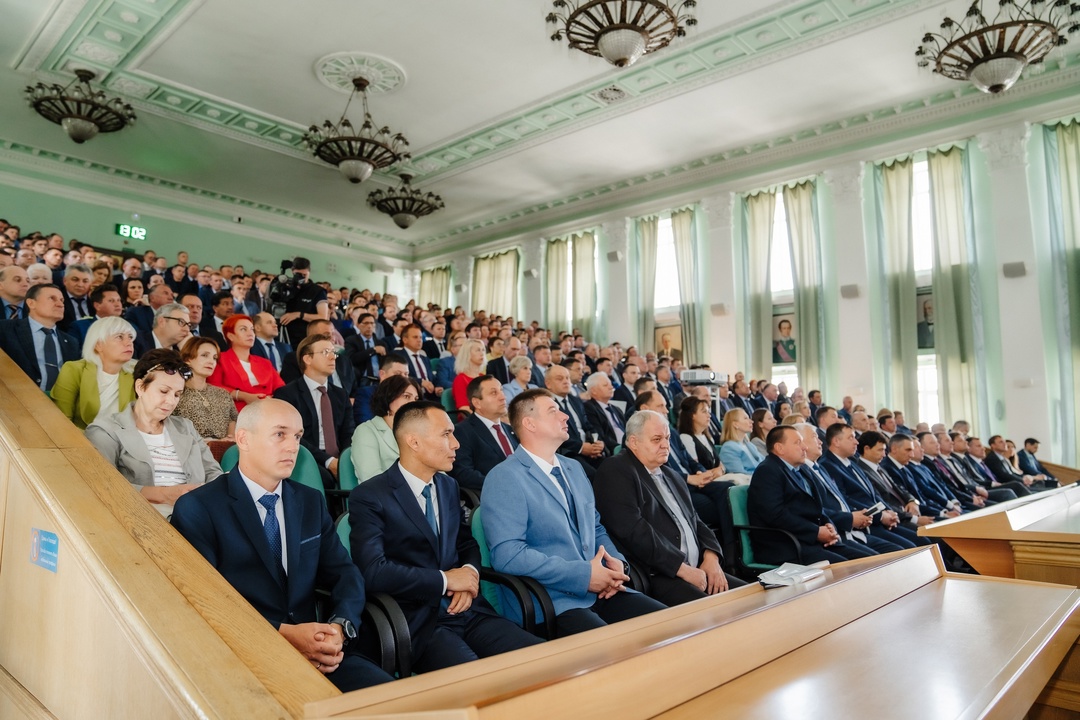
left=0, top=353, right=337, bottom=719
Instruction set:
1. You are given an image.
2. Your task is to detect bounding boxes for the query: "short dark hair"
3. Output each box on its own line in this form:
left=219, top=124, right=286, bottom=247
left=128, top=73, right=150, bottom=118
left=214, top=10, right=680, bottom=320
left=808, top=389, right=821, bottom=401
left=296, top=333, right=332, bottom=369
left=857, top=431, right=887, bottom=456
left=825, top=422, right=851, bottom=448
left=915, top=431, right=931, bottom=442
left=677, top=396, right=706, bottom=436
left=379, top=353, right=407, bottom=370
left=90, top=283, right=119, bottom=305
left=1024, top=437, right=1040, bottom=446
left=765, top=425, right=797, bottom=454
left=371, top=375, right=421, bottom=418
left=26, top=283, right=61, bottom=301
left=888, top=433, right=914, bottom=450
left=632, top=376, right=654, bottom=394
left=392, top=401, right=445, bottom=439
left=466, top=374, right=497, bottom=410
left=816, top=405, right=836, bottom=419
left=211, top=289, right=232, bottom=306
left=987, top=434, right=1003, bottom=446
left=634, top=390, right=657, bottom=411
left=508, top=387, right=555, bottom=436
left=292, top=256, right=311, bottom=271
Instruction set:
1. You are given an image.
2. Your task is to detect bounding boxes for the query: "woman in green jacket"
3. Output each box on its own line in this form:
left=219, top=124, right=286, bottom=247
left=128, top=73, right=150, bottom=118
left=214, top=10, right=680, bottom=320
left=51, top=316, right=137, bottom=429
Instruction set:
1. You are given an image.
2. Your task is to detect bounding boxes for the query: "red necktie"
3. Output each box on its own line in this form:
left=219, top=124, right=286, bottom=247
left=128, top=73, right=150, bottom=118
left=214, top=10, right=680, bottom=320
left=493, top=424, right=513, bottom=457
left=413, top=353, right=428, bottom=381
left=317, top=386, right=338, bottom=456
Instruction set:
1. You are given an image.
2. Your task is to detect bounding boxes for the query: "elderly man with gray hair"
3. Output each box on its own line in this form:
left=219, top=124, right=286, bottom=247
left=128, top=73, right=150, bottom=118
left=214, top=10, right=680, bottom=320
left=133, top=302, right=192, bottom=358
left=593, top=410, right=745, bottom=606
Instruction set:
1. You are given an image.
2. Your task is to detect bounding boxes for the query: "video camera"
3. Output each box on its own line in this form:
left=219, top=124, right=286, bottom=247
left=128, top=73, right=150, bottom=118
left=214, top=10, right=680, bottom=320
left=267, top=258, right=308, bottom=318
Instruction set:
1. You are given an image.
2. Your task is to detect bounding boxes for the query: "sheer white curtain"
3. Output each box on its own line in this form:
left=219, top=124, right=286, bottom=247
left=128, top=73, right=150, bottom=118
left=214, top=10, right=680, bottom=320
left=545, top=238, right=570, bottom=330
left=927, top=147, right=980, bottom=429
left=875, top=158, right=919, bottom=418
left=418, top=266, right=450, bottom=308
left=637, top=216, right=659, bottom=350
left=671, top=208, right=700, bottom=365
left=744, top=192, right=775, bottom=380
left=783, top=181, right=824, bottom=395
left=471, top=250, right=519, bottom=317
left=572, top=231, right=596, bottom=339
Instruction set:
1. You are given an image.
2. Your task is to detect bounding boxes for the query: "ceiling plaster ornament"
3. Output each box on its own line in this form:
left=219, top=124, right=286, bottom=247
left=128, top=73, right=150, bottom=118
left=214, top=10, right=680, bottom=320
left=314, top=52, right=407, bottom=95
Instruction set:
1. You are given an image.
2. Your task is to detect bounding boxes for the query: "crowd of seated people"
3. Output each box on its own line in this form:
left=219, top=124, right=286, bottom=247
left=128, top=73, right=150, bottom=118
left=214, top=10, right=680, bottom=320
left=0, top=222, right=1066, bottom=685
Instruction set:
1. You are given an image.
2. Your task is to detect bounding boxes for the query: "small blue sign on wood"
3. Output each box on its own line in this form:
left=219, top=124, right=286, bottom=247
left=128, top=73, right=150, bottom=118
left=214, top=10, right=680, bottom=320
left=30, top=528, right=59, bottom=573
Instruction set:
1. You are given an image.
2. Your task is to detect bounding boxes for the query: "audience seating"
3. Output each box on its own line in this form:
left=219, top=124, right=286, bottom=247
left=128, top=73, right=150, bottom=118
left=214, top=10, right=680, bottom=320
left=727, top=484, right=802, bottom=578
left=221, top=443, right=327, bottom=505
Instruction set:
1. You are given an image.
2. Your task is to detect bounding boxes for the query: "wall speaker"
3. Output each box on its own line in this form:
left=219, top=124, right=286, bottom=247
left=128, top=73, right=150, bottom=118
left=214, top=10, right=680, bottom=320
left=710, top=303, right=728, bottom=316
left=454, top=283, right=467, bottom=293
left=524, top=268, right=539, bottom=279
left=840, top=284, right=860, bottom=299
left=606, top=250, right=623, bottom=263
left=1002, top=261, right=1027, bottom=278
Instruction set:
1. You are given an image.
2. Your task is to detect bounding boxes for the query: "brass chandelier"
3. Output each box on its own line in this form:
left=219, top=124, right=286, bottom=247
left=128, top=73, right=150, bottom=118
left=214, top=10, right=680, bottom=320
left=547, top=0, right=698, bottom=68
left=367, top=174, right=445, bottom=229
left=25, top=69, right=136, bottom=144
left=304, top=76, right=410, bottom=184
left=916, top=0, right=1080, bottom=94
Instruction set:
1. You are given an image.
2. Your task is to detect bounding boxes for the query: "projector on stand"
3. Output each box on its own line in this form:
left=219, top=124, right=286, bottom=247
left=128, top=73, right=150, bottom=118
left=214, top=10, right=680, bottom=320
left=679, top=369, right=728, bottom=386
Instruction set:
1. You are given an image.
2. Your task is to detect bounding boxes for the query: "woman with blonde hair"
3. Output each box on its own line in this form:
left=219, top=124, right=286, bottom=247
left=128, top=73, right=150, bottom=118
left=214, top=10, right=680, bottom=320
left=451, top=338, right=487, bottom=411
left=718, top=407, right=765, bottom=475
left=51, top=316, right=137, bottom=429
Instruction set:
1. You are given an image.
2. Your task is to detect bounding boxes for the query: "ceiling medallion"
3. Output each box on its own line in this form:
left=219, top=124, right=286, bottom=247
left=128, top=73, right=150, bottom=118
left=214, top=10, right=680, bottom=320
left=547, top=0, right=698, bottom=68
left=916, top=0, right=1080, bottom=94
left=304, top=76, right=410, bottom=184
left=25, top=69, right=136, bottom=143
left=314, top=52, right=407, bottom=95
left=367, top=174, right=445, bottom=229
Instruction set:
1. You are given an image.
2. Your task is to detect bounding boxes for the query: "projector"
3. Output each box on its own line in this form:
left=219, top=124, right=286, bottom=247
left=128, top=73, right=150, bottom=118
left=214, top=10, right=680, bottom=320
left=679, top=369, right=728, bottom=386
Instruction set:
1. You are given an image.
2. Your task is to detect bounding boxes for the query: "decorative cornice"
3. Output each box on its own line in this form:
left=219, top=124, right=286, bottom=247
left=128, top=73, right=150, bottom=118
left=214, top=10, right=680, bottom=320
left=700, top=192, right=735, bottom=231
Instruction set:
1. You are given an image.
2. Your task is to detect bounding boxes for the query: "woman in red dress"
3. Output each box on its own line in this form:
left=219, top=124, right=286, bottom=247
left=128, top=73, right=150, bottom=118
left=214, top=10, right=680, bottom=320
left=207, top=314, right=284, bottom=411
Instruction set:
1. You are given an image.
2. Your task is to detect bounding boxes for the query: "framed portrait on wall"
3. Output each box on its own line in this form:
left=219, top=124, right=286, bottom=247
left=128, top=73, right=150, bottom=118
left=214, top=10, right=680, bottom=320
left=916, top=288, right=934, bottom=350
left=772, top=312, right=796, bottom=364
left=655, top=325, right=683, bottom=362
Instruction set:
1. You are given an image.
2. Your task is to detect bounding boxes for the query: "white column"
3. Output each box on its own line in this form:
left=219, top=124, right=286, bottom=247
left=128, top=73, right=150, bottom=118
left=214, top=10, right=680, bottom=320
left=821, top=162, right=876, bottom=409
left=700, top=191, right=738, bottom=374
left=600, top=218, right=630, bottom=346
left=977, top=123, right=1053, bottom=446
left=520, top=238, right=545, bottom=324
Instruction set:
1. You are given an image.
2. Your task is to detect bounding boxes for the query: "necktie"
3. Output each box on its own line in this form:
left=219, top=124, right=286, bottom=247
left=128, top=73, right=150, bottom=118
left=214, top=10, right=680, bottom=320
left=791, top=466, right=811, bottom=494
left=41, top=327, right=59, bottom=391
left=258, top=494, right=286, bottom=583
left=413, top=353, right=428, bottom=381
left=365, top=337, right=379, bottom=376
left=606, top=405, right=625, bottom=443
left=493, top=423, right=513, bottom=457
left=421, top=483, right=439, bottom=537
left=550, top=466, right=578, bottom=526
left=317, top=386, right=338, bottom=456
left=264, top=341, right=278, bottom=370
left=6, top=303, right=17, bottom=319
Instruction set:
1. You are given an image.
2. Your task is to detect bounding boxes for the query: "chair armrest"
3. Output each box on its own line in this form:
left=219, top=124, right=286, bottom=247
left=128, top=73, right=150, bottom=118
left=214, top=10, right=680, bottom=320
left=367, top=592, right=413, bottom=678
left=627, top=564, right=651, bottom=596
left=360, top=603, right=397, bottom=675
left=733, top=524, right=803, bottom=563
left=479, top=568, right=537, bottom=633
left=459, top=487, right=481, bottom=511
left=515, top=576, right=557, bottom=641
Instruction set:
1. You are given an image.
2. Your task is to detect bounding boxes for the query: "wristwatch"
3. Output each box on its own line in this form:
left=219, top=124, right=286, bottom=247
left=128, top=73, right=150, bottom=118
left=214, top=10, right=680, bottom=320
left=328, top=616, right=357, bottom=645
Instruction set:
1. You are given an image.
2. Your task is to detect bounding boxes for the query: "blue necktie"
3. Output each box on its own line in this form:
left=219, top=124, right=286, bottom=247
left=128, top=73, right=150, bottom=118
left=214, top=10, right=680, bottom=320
left=606, top=404, right=625, bottom=431
left=258, top=494, right=285, bottom=584
left=264, top=341, right=278, bottom=370
left=792, top=466, right=811, bottom=494
left=41, top=327, right=60, bottom=391
left=366, top=337, right=379, bottom=376
left=550, top=466, right=578, bottom=527
left=421, top=483, right=439, bottom=540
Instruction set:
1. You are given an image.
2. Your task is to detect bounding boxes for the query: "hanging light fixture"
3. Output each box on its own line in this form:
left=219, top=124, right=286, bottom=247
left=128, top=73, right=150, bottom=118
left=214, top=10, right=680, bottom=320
left=24, top=69, right=136, bottom=144
left=367, top=174, right=444, bottom=229
left=916, top=0, right=1080, bottom=94
left=304, top=76, right=410, bottom=184
left=547, top=0, right=697, bottom=68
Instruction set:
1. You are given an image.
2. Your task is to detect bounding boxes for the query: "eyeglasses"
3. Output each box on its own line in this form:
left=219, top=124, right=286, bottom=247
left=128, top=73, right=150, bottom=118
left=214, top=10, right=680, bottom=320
left=163, top=316, right=192, bottom=329
left=310, top=347, right=339, bottom=358
left=142, top=362, right=193, bottom=381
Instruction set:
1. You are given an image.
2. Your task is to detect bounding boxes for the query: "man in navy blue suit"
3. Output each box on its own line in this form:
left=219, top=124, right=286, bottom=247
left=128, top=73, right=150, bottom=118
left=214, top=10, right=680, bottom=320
left=1018, top=438, right=1057, bottom=484
left=350, top=402, right=542, bottom=673
left=451, top=375, right=518, bottom=491
left=482, top=389, right=666, bottom=637
left=0, top=284, right=79, bottom=392
left=171, top=399, right=393, bottom=691
left=249, top=312, right=291, bottom=373
left=544, top=364, right=606, bottom=475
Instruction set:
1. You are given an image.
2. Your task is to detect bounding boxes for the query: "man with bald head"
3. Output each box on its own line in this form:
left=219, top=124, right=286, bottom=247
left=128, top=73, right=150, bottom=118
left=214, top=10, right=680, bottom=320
left=0, top=265, right=29, bottom=319
left=350, top=402, right=541, bottom=672
left=172, top=400, right=393, bottom=691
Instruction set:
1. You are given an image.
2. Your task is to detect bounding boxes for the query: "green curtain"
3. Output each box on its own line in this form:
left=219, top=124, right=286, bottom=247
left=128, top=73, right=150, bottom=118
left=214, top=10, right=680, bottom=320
left=636, top=216, right=658, bottom=350
left=783, top=181, right=823, bottom=396
left=743, top=192, right=775, bottom=380
left=927, top=147, right=979, bottom=429
left=571, top=231, right=596, bottom=340
left=545, top=238, right=569, bottom=330
left=671, top=208, right=700, bottom=365
left=875, top=159, right=920, bottom=419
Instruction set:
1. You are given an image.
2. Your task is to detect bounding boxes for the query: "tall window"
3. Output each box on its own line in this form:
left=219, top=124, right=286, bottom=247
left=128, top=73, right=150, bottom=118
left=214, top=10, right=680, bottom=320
left=546, top=232, right=597, bottom=333
left=653, top=216, right=681, bottom=310
left=770, top=193, right=798, bottom=387
left=912, top=157, right=941, bottom=426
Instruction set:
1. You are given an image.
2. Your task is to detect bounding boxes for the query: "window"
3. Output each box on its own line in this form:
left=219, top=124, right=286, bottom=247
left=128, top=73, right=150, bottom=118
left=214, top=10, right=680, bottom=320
left=770, top=192, right=794, bottom=295
left=653, top=216, right=681, bottom=310
left=912, top=157, right=940, bottom=425
left=916, top=354, right=941, bottom=427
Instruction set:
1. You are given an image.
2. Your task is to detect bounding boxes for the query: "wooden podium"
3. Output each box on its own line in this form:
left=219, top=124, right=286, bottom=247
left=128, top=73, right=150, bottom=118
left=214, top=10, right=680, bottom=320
left=306, top=547, right=1080, bottom=720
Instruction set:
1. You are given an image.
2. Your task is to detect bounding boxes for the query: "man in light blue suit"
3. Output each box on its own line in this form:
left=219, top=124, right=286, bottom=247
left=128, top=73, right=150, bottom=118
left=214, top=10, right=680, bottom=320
left=482, top=388, right=666, bottom=637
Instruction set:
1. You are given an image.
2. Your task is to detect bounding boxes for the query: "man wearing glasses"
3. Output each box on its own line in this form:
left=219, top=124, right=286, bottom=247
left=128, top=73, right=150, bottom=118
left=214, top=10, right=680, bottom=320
left=134, top=303, right=192, bottom=359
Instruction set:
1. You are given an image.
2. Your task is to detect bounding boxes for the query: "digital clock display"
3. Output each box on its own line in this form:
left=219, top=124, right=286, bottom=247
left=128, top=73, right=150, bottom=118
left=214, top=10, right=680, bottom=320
left=115, top=224, right=148, bottom=240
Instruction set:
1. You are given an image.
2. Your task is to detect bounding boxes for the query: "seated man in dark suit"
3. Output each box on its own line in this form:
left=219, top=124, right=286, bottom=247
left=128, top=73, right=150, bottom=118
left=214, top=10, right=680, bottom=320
left=544, top=364, right=606, bottom=475
left=344, top=312, right=384, bottom=383
left=249, top=311, right=291, bottom=373
left=355, top=354, right=410, bottom=425
left=69, top=283, right=123, bottom=344
left=747, top=426, right=877, bottom=565
left=59, top=263, right=92, bottom=332
left=273, top=333, right=355, bottom=489
left=966, top=436, right=1032, bottom=496
left=124, top=283, right=176, bottom=339
left=0, top=283, right=79, bottom=392
left=885, top=434, right=962, bottom=519
left=280, top=319, right=356, bottom=398
left=855, top=432, right=937, bottom=530
left=451, top=375, right=517, bottom=492
left=171, top=400, right=392, bottom=691
left=133, top=302, right=192, bottom=358
left=482, top=389, right=667, bottom=637
left=582, top=371, right=624, bottom=456
left=1018, top=438, right=1058, bottom=485
left=594, top=410, right=745, bottom=606
left=612, top=361, right=639, bottom=408
left=0, top=265, right=29, bottom=320
left=486, top=336, right=520, bottom=386
left=350, top=402, right=542, bottom=673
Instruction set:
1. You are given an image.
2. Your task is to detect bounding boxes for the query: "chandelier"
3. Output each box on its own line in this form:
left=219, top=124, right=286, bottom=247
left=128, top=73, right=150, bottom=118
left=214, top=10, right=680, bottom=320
left=25, top=69, right=136, bottom=144
left=547, top=0, right=697, bottom=68
left=916, top=0, right=1080, bottom=94
left=367, top=174, right=445, bottom=229
left=304, top=76, right=410, bottom=184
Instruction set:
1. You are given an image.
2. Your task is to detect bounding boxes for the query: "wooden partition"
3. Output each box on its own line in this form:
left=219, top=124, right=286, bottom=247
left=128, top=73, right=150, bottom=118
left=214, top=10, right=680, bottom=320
left=306, top=547, right=1080, bottom=720
left=0, top=354, right=337, bottom=718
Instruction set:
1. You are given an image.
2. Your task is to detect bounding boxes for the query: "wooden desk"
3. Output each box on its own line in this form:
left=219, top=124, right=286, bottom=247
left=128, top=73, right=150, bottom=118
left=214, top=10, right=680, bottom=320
left=306, top=547, right=1080, bottom=720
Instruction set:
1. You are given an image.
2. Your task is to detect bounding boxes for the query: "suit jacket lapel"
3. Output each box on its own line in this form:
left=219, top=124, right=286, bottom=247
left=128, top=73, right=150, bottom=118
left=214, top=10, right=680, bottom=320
left=470, top=414, right=504, bottom=457
left=514, top=448, right=579, bottom=537
left=227, top=470, right=283, bottom=587
left=282, top=481, right=303, bottom=600
left=435, top=473, right=457, bottom=568
left=389, top=465, right=440, bottom=554
left=378, top=418, right=399, bottom=457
